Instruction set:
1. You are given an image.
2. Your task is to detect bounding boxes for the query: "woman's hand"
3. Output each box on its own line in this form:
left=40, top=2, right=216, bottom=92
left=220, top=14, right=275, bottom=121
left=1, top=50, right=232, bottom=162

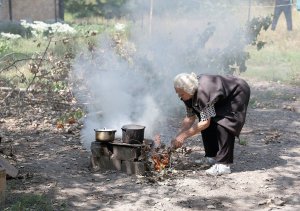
left=171, top=118, right=211, bottom=150
left=171, top=134, right=186, bottom=150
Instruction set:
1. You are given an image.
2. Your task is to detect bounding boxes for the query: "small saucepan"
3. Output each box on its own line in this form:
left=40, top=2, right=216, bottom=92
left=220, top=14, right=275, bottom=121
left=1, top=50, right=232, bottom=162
left=94, top=128, right=117, bottom=142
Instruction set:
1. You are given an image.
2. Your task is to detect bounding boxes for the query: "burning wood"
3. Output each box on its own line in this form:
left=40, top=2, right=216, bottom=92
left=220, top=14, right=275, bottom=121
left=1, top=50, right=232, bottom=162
left=150, top=134, right=172, bottom=172
left=152, top=152, right=170, bottom=172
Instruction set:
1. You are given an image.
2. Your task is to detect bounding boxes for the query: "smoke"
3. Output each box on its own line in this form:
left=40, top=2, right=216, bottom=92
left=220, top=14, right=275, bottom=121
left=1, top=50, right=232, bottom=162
left=70, top=0, right=253, bottom=149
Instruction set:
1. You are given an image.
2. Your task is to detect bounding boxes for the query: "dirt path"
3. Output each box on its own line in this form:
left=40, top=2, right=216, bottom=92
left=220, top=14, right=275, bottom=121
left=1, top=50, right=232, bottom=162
left=1, top=79, right=300, bottom=211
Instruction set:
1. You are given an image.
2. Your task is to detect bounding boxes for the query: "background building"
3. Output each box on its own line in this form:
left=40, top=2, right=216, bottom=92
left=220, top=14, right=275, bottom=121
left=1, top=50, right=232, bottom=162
left=0, top=0, right=64, bottom=22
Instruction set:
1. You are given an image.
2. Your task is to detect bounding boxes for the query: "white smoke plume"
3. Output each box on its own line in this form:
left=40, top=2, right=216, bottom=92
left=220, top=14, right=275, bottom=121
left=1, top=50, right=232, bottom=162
left=70, top=0, right=255, bottom=149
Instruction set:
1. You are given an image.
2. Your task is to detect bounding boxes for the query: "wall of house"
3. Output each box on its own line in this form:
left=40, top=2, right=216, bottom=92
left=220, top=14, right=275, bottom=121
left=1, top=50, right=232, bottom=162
left=0, top=0, right=58, bottom=22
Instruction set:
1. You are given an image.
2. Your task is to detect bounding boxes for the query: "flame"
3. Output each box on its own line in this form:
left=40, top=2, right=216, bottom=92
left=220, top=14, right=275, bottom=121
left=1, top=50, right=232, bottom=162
left=151, top=134, right=171, bottom=172
left=151, top=152, right=170, bottom=172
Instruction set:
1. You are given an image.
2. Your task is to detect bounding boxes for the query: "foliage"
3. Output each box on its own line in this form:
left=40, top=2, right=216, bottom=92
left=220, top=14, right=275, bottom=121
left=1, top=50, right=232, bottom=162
left=0, top=39, right=10, bottom=54
left=186, top=15, right=272, bottom=74
left=238, top=138, right=247, bottom=146
left=20, top=20, right=76, bottom=38
left=0, top=21, right=32, bottom=38
left=64, top=0, right=128, bottom=19
left=56, top=108, right=85, bottom=127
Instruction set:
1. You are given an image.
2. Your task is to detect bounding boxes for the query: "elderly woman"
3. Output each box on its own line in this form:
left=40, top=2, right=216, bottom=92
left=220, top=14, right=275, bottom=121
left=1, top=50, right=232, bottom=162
left=171, top=73, right=250, bottom=175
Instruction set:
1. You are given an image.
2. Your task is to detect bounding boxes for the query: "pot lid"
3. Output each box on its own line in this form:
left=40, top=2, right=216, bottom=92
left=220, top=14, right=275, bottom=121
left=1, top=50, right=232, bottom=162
left=121, top=124, right=145, bottom=130
left=94, top=128, right=117, bottom=132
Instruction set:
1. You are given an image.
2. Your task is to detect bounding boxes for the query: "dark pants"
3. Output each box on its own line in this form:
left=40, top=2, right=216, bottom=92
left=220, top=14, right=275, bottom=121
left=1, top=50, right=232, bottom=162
left=271, top=0, right=292, bottom=31
left=201, top=121, right=235, bottom=164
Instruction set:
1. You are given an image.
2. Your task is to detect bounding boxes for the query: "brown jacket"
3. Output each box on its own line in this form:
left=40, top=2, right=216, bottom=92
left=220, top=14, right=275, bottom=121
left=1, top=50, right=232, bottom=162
left=189, top=74, right=251, bottom=136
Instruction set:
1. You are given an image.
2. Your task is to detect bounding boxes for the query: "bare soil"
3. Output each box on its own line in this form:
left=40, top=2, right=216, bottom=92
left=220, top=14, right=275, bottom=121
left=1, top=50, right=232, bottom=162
left=1, top=78, right=300, bottom=211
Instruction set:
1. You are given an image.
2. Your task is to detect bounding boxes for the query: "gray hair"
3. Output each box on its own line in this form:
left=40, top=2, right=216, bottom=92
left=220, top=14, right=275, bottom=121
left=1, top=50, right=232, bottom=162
left=173, top=72, right=198, bottom=95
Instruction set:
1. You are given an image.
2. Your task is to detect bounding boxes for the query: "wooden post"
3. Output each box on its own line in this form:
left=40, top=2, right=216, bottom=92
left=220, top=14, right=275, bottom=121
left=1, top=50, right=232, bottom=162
left=248, top=0, right=252, bottom=22
left=54, top=0, right=57, bottom=22
left=149, top=0, right=153, bottom=35
left=59, top=0, right=64, bottom=21
left=8, top=0, right=12, bottom=21
left=0, top=168, right=6, bottom=206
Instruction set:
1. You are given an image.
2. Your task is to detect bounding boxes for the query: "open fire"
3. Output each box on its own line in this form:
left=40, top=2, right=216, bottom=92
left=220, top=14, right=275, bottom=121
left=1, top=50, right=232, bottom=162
left=90, top=125, right=172, bottom=175
left=151, top=134, right=171, bottom=172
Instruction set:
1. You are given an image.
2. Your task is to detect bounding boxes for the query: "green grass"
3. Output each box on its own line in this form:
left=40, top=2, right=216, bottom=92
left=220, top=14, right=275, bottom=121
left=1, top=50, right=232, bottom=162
left=241, top=8, right=300, bottom=85
left=238, top=138, right=247, bottom=146
left=4, top=194, right=54, bottom=211
left=243, top=33, right=300, bottom=85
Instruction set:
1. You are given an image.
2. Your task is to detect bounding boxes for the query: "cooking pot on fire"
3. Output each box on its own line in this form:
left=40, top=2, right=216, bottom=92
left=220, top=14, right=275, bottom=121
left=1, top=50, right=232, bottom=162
left=94, top=128, right=117, bottom=142
left=121, top=124, right=145, bottom=144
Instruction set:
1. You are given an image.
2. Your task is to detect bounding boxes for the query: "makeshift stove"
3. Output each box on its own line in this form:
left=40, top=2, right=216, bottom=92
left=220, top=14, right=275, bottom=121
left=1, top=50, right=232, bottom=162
left=90, top=124, right=167, bottom=175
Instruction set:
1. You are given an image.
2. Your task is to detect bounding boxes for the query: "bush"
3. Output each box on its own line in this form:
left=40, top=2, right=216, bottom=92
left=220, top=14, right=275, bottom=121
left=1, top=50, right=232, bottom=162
left=0, top=21, right=32, bottom=38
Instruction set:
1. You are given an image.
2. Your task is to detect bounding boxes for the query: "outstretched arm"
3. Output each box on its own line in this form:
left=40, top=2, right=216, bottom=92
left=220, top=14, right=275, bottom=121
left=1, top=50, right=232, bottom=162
left=177, top=115, right=196, bottom=134
left=172, top=118, right=211, bottom=149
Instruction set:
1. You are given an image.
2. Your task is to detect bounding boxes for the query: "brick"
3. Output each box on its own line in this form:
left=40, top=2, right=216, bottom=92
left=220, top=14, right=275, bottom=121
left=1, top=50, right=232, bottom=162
left=121, top=161, right=147, bottom=175
left=111, top=158, right=122, bottom=171
left=90, top=142, right=112, bottom=157
left=0, top=0, right=58, bottom=21
left=112, top=145, right=141, bottom=161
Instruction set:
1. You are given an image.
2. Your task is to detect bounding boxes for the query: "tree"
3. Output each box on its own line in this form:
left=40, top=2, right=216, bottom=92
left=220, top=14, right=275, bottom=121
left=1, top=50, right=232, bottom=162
left=64, top=0, right=128, bottom=19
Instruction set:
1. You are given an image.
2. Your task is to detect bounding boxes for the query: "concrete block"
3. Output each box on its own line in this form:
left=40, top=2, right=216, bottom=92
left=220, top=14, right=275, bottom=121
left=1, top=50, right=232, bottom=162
left=90, top=155, right=116, bottom=171
left=121, top=161, right=147, bottom=175
left=90, top=155, right=123, bottom=171
left=90, top=142, right=112, bottom=157
left=111, top=158, right=122, bottom=171
left=112, top=145, right=141, bottom=161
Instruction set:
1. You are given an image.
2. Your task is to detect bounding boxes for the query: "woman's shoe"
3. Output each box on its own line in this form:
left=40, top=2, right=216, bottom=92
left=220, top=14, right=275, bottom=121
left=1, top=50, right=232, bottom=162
left=205, top=164, right=231, bottom=176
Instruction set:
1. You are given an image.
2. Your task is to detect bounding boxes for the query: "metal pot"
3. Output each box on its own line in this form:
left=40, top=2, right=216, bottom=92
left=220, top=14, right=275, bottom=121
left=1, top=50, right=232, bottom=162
left=121, top=124, right=145, bottom=144
left=94, top=128, right=117, bottom=142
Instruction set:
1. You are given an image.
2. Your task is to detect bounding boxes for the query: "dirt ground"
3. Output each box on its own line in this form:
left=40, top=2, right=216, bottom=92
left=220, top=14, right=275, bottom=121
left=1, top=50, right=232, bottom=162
left=0, top=78, right=300, bottom=211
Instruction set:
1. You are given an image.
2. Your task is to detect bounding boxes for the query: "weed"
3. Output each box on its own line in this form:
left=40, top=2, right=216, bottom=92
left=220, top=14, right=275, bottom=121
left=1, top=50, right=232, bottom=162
left=239, top=138, right=247, bottom=146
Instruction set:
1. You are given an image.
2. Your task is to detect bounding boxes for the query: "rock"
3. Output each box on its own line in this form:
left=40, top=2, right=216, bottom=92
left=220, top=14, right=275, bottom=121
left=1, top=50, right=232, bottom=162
left=274, top=199, right=285, bottom=206
left=258, top=200, right=267, bottom=205
left=207, top=205, right=216, bottom=209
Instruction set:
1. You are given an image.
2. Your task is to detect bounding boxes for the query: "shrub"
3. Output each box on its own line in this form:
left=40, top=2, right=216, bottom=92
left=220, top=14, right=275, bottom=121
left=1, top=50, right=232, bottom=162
left=0, top=21, right=32, bottom=38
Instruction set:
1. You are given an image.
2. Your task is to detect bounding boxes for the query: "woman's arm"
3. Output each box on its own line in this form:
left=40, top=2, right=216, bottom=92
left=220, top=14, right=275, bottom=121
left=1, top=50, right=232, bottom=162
left=177, top=115, right=196, bottom=134
left=172, top=118, right=211, bottom=149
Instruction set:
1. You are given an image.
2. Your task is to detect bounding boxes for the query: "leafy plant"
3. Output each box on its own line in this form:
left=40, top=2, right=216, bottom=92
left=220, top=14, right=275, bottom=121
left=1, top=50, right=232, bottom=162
left=186, top=15, right=272, bottom=74
left=0, top=39, right=10, bottom=54
left=64, top=0, right=128, bottom=19
left=238, top=138, right=247, bottom=146
left=57, top=108, right=85, bottom=128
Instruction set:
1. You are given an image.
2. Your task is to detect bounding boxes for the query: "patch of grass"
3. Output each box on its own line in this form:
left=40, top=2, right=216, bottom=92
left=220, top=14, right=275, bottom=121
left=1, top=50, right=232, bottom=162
left=4, top=194, right=53, bottom=211
left=249, top=97, right=258, bottom=108
left=238, top=138, right=247, bottom=146
left=245, top=47, right=300, bottom=85
left=243, top=9, right=300, bottom=86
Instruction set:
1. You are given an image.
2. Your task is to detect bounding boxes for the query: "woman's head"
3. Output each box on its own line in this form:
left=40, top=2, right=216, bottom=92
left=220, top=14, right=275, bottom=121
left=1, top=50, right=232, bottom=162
left=173, top=73, right=198, bottom=99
